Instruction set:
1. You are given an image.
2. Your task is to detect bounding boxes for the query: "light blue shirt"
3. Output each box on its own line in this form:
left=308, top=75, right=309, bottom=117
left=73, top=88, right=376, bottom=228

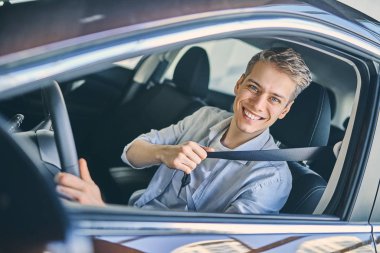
left=121, top=106, right=292, bottom=214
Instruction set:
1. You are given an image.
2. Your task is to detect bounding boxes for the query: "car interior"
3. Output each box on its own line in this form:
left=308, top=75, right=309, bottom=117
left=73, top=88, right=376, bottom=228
left=0, top=37, right=357, bottom=216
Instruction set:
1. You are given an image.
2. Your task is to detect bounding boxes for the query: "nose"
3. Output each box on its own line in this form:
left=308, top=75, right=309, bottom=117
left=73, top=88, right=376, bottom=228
left=250, top=94, right=266, bottom=112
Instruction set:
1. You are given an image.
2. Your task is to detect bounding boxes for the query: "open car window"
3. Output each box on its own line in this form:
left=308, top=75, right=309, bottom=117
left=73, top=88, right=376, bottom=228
left=1, top=36, right=359, bottom=216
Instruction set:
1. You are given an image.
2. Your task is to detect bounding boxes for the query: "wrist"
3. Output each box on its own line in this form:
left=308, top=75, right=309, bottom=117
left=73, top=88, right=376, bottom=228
left=155, top=144, right=168, bottom=164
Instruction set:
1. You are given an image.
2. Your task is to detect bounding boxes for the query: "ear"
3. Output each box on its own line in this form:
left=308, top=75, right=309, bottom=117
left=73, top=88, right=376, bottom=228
left=234, top=74, right=245, bottom=95
left=278, top=101, right=294, bottom=119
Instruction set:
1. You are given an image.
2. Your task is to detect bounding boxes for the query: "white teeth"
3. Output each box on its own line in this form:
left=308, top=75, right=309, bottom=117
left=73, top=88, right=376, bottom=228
left=244, top=109, right=261, bottom=120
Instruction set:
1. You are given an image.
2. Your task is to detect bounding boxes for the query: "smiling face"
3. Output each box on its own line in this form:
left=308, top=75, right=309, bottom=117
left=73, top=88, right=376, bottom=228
left=227, top=61, right=297, bottom=146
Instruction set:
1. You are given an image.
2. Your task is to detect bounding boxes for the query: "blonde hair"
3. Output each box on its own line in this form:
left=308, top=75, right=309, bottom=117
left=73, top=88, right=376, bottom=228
left=245, top=48, right=312, bottom=100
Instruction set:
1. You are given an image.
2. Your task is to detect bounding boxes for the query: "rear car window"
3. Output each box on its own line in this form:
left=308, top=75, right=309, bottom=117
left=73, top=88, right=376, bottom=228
left=164, top=39, right=260, bottom=95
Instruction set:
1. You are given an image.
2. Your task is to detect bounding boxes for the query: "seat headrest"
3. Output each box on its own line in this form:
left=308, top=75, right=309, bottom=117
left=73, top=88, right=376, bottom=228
left=271, top=82, right=331, bottom=147
left=173, top=47, right=210, bottom=99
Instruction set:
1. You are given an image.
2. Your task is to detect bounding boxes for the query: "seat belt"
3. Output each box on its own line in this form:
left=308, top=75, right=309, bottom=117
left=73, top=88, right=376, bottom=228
left=182, top=145, right=338, bottom=212
left=206, top=146, right=334, bottom=161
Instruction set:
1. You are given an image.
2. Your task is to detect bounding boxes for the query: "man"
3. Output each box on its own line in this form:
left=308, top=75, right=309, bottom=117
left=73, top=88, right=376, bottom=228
left=56, top=47, right=312, bottom=214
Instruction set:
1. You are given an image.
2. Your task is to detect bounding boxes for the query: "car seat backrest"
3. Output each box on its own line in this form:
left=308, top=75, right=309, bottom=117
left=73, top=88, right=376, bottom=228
left=271, top=82, right=331, bottom=214
left=88, top=47, right=211, bottom=202
left=271, top=82, right=331, bottom=148
left=87, top=47, right=210, bottom=203
left=132, top=46, right=210, bottom=131
left=321, top=116, right=350, bottom=181
left=281, top=161, right=327, bottom=214
left=326, top=88, right=336, bottom=119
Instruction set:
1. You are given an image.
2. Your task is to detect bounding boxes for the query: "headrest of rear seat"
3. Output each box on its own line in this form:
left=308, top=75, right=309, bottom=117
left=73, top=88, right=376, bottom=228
left=270, top=82, right=331, bottom=147
left=173, top=47, right=210, bottom=99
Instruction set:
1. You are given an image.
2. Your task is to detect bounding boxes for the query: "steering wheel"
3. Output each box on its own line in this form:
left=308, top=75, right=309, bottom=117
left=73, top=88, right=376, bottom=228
left=42, top=81, right=80, bottom=176
left=0, top=81, right=77, bottom=249
left=0, top=110, right=68, bottom=248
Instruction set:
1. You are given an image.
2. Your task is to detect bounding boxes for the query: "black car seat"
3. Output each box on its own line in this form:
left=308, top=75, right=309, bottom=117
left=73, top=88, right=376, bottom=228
left=271, top=82, right=331, bottom=148
left=327, top=88, right=345, bottom=146
left=270, top=82, right=332, bottom=214
left=118, top=82, right=332, bottom=210
left=88, top=46, right=211, bottom=203
left=318, top=116, right=350, bottom=181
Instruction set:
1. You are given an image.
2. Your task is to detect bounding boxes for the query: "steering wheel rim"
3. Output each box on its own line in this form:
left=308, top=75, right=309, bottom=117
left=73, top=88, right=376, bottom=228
left=43, top=81, right=80, bottom=176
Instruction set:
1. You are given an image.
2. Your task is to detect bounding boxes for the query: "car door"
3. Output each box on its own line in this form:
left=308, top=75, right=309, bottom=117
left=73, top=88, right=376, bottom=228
left=70, top=13, right=379, bottom=253
left=1, top=1, right=380, bottom=252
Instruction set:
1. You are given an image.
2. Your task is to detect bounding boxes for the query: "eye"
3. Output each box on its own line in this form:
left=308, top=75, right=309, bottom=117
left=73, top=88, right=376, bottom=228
left=270, top=97, right=281, bottom=104
left=248, top=84, right=259, bottom=93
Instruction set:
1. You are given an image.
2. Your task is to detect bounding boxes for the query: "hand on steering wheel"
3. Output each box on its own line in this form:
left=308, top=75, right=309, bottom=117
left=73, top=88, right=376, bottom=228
left=55, top=158, right=105, bottom=206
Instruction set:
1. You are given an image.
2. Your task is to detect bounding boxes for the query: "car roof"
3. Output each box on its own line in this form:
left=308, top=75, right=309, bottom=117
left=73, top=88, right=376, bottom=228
left=0, top=0, right=379, bottom=57
left=0, top=0, right=379, bottom=102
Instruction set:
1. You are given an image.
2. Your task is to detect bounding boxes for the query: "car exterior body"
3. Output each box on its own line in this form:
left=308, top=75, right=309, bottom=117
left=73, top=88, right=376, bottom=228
left=0, top=0, right=380, bottom=252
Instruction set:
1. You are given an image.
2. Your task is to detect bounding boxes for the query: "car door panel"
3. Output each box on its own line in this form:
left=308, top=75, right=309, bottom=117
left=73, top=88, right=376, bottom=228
left=92, top=230, right=375, bottom=252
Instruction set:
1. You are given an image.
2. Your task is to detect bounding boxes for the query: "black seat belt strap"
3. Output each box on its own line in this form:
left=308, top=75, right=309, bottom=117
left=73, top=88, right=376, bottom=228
left=180, top=146, right=333, bottom=209
left=206, top=146, right=333, bottom=161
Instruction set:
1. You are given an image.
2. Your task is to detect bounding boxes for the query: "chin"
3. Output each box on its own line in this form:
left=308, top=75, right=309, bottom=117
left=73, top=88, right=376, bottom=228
left=237, top=124, right=262, bottom=135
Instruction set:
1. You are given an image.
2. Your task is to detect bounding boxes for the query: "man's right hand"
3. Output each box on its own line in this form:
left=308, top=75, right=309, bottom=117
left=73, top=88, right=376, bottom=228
left=125, top=139, right=215, bottom=172
left=159, top=141, right=214, bottom=174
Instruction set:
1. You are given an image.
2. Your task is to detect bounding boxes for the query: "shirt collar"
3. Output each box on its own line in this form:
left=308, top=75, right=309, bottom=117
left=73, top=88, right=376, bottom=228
left=208, top=116, right=231, bottom=141
left=208, top=116, right=271, bottom=165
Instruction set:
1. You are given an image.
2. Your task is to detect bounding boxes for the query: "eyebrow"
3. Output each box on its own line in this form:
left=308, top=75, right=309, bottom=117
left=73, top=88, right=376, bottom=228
left=247, top=78, right=286, bottom=100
